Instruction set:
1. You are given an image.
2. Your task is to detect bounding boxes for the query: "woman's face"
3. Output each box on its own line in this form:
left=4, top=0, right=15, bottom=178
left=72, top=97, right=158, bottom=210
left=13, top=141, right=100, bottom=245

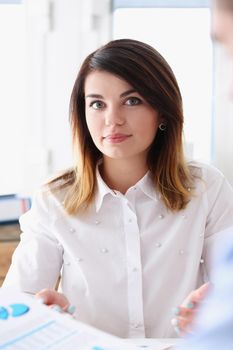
left=84, top=70, right=162, bottom=163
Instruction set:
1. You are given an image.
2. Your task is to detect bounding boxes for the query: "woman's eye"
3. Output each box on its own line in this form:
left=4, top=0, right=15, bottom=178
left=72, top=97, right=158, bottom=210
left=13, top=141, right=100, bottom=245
left=125, top=97, right=141, bottom=106
left=90, top=101, right=105, bottom=109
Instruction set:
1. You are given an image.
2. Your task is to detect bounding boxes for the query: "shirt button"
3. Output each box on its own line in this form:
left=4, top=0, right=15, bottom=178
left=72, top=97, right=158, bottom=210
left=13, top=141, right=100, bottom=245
left=64, top=261, right=71, bottom=266
left=69, top=228, right=76, bottom=234
left=200, top=258, right=204, bottom=264
left=132, top=323, right=141, bottom=329
left=132, top=267, right=138, bottom=272
left=179, top=249, right=185, bottom=255
left=155, top=242, right=162, bottom=248
left=100, top=248, right=109, bottom=253
left=158, top=214, right=164, bottom=219
left=95, top=220, right=100, bottom=225
left=76, top=257, right=83, bottom=262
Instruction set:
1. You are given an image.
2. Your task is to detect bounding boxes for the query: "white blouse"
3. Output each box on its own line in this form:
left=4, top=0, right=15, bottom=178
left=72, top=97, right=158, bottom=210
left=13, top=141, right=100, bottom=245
left=3, top=162, right=233, bottom=338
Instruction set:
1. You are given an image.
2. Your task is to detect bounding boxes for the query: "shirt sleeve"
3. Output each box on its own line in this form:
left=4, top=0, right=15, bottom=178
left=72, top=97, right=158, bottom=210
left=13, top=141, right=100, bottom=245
left=2, top=189, right=63, bottom=293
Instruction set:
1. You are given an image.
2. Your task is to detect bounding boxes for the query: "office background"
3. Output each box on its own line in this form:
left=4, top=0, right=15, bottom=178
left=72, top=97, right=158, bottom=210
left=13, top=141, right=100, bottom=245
left=0, top=0, right=233, bottom=196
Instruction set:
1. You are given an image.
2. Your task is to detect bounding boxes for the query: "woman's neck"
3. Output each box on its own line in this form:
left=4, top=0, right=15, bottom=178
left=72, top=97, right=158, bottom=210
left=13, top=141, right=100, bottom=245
left=100, top=157, right=149, bottom=194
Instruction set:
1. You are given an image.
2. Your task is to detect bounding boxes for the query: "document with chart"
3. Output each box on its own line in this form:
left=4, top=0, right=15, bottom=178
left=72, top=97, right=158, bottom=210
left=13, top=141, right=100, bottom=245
left=0, top=288, right=174, bottom=350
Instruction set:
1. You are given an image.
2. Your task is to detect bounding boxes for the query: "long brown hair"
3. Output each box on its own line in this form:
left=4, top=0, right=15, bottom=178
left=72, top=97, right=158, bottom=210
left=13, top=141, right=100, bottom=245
left=49, top=39, right=194, bottom=214
left=215, top=0, right=233, bottom=11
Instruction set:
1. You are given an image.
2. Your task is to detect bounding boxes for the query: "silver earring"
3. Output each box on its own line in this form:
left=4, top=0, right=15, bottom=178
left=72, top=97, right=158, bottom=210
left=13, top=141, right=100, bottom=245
left=159, top=123, right=166, bottom=131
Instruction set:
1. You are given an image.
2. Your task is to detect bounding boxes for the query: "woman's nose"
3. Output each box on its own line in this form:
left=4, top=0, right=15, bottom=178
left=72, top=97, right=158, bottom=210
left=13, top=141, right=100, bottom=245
left=104, top=107, right=125, bottom=126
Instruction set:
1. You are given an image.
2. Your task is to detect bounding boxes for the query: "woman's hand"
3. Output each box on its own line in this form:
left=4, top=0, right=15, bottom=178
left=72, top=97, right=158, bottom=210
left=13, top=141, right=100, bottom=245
left=171, top=282, right=211, bottom=336
left=35, top=289, right=76, bottom=315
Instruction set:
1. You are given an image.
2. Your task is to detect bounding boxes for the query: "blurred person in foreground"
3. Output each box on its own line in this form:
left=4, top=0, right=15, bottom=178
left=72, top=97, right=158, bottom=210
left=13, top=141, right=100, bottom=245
left=176, top=0, right=233, bottom=348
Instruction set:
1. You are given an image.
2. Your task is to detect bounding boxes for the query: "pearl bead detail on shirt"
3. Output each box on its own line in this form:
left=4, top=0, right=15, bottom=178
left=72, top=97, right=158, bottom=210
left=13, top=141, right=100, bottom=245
left=132, top=323, right=142, bottom=329
left=100, top=248, right=108, bottom=253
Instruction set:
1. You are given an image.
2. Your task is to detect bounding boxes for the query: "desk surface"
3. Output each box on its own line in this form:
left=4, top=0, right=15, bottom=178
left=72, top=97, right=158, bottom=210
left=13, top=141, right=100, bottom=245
left=0, top=223, right=20, bottom=241
left=124, top=338, right=180, bottom=350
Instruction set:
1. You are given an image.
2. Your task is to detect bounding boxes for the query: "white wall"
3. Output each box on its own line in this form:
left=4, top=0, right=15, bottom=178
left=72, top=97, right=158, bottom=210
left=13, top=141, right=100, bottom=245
left=21, top=0, right=112, bottom=193
left=0, top=4, right=26, bottom=194
left=213, top=46, right=233, bottom=184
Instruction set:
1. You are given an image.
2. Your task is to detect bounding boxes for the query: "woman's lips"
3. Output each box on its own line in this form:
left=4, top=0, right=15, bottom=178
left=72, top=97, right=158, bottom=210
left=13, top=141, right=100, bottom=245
left=103, top=133, right=131, bottom=143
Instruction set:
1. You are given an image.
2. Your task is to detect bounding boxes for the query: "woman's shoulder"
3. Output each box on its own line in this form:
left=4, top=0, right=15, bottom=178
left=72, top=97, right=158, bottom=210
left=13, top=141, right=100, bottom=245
left=33, top=169, right=75, bottom=208
left=188, top=160, right=225, bottom=183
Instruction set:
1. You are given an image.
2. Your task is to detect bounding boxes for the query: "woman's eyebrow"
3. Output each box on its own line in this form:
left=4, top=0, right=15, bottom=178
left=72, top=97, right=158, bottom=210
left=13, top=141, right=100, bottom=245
left=85, top=94, right=103, bottom=99
left=85, top=89, right=137, bottom=99
left=120, top=89, right=137, bottom=98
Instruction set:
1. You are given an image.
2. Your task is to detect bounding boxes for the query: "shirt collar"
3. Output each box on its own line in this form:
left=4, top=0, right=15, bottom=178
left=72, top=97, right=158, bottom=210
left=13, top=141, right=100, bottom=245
left=95, top=165, right=159, bottom=212
left=135, top=171, right=159, bottom=202
left=95, top=165, right=115, bottom=212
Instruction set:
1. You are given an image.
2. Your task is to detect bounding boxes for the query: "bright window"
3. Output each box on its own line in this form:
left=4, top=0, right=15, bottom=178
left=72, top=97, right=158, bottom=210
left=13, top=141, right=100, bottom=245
left=0, top=2, right=26, bottom=194
left=113, top=1, right=213, bottom=162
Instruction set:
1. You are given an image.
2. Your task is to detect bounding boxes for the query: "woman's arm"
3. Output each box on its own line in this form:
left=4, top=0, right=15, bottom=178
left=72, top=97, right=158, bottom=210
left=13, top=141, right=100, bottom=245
left=2, top=189, right=63, bottom=293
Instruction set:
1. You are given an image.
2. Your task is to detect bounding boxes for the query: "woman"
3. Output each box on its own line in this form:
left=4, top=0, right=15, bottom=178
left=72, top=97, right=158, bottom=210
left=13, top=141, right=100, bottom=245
left=3, top=39, right=233, bottom=338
